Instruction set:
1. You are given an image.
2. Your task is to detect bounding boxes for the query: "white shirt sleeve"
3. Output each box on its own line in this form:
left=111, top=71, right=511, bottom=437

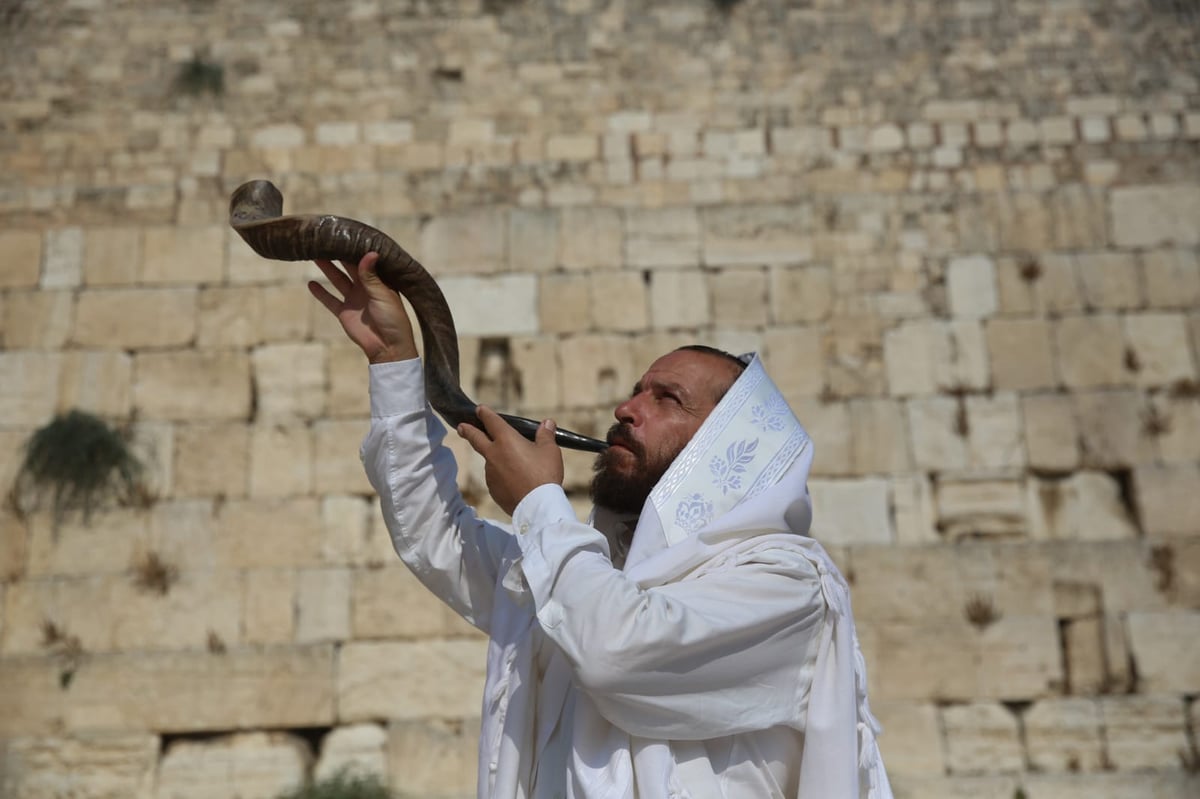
left=360, top=358, right=513, bottom=634
left=510, top=483, right=827, bottom=741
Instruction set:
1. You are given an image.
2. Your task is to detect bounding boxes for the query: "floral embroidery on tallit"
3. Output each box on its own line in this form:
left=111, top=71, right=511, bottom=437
left=750, top=392, right=791, bottom=432
left=708, top=438, right=759, bottom=494
left=674, top=492, right=714, bottom=534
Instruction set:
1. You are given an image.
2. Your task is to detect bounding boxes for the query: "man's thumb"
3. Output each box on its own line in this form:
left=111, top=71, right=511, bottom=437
left=537, top=418, right=557, bottom=447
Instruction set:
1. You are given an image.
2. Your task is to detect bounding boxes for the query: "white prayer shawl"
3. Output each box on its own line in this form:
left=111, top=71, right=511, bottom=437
left=361, top=356, right=891, bottom=799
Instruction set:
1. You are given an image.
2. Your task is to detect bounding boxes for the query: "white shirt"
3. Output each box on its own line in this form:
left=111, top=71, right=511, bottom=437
left=360, top=358, right=890, bottom=799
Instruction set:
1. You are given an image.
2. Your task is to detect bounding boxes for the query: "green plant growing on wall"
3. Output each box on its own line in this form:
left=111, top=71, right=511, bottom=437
left=41, top=617, right=84, bottom=689
left=175, top=53, right=224, bottom=96
left=276, top=769, right=394, bottom=799
left=132, top=550, right=179, bottom=595
left=12, top=410, right=151, bottom=525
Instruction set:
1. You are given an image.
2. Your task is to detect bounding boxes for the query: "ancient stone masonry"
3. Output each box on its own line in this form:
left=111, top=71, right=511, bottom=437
left=1, top=0, right=1198, bottom=796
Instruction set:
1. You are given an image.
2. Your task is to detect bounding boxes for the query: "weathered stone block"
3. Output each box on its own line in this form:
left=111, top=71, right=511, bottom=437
left=140, top=227, right=224, bottom=285
left=1127, top=611, right=1200, bottom=693
left=133, top=351, right=251, bottom=421
left=0, top=732, right=158, bottom=799
left=936, top=479, right=1027, bottom=538
left=941, top=702, right=1023, bottom=774
left=42, top=228, right=84, bottom=289
left=538, top=274, right=590, bottom=334
left=338, top=639, right=488, bottom=721
left=946, top=255, right=997, bottom=318
left=558, top=207, right=622, bottom=271
left=906, top=397, right=968, bottom=471
left=388, top=718, right=480, bottom=798
left=172, top=422, right=249, bottom=499
left=314, top=723, right=388, bottom=781
left=0, top=646, right=335, bottom=735
left=648, top=269, right=710, bottom=329
left=352, top=564, right=479, bottom=640
left=1111, top=184, right=1200, bottom=248
left=252, top=343, right=327, bottom=420
left=701, top=205, right=813, bottom=266
left=891, top=475, right=938, bottom=544
left=884, top=320, right=988, bottom=396
left=624, top=207, right=700, bottom=268
left=241, top=568, right=295, bottom=645
left=440, top=275, right=538, bottom=336
left=791, top=400, right=852, bottom=476
left=0, top=230, right=42, bottom=287
left=0, top=352, right=62, bottom=426
left=872, top=701, right=943, bottom=776
left=311, top=419, right=371, bottom=496
left=557, top=334, right=635, bottom=409
left=248, top=422, right=313, bottom=498
left=1100, top=694, right=1189, bottom=770
left=295, top=568, right=351, bottom=644
left=1142, top=249, right=1200, bottom=310
left=1, top=289, right=73, bottom=349
left=762, top=326, right=826, bottom=398
left=72, top=288, right=198, bottom=349
left=1076, top=252, right=1142, bottom=310
left=156, top=731, right=310, bottom=799
left=849, top=398, right=911, bottom=474
left=1074, top=390, right=1156, bottom=468
left=1020, top=393, right=1079, bottom=472
left=1027, top=472, right=1139, bottom=541
left=1023, top=772, right=1200, bottom=799
left=215, top=498, right=326, bottom=569
left=58, top=350, right=133, bottom=418
left=508, top=208, right=558, bottom=274
left=985, top=318, right=1057, bottom=390
left=769, top=264, right=833, bottom=324
left=1023, top=698, right=1104, bottom=772
left=587, top=270, right=648, bottom=332
left=1123, top=312, right=1195, bottom=387
left=707, top=267, right=766, bottom=329
left=1055, top=315, right=1130, bottom=389
left=420, top=209, right=507, bottom=275
left=964, top=394, right=1025, bottom=470
left=1135, top=463, right=1200, bottom=537
left=808, top=478, right=892, bottom=544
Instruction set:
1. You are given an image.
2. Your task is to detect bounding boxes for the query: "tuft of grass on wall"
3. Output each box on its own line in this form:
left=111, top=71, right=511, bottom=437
left=175, top=53, right=224, bottom=96
left=277, top=770, right=394, bottom=799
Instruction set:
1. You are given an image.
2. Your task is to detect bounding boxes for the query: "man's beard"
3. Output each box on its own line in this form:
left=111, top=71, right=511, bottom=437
left=589, top=423, right=681, bottom=515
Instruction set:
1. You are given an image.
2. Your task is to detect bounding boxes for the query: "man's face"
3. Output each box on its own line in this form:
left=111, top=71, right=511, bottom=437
left=590, top=349, right=742, bottom=514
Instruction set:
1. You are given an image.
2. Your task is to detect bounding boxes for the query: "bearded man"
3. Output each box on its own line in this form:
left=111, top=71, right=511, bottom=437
left=310, top=253, right=892, bottom=799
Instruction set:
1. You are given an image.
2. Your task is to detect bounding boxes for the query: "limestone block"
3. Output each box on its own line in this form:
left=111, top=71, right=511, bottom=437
left=1027, top=472, right=1139, bottom=541
left=352, top=564, right=479, bottom=640
left=0, top=352, right=62, bottom=426
left=941, top=702, right=1023, bottom=774
left=1023, top=772, right=1200, bottom=799
left=707, top=267, right=766, bottom=329
left=1074, top=390, right=1156, bottom=468
left=140, top=227, right=224, bottom=286
left=133, top=351, right=251, bottom=421
left=440, top=275, right=538, bottom=336
left=226, top=229, right=313, bottom=286
left=295, top=568, right=351, bottom=644
left=964, top=394, right=1025, bottom=470
left=1022, top=699, right=1102, bottom=777
left=887, top=775, right=1020, bottom=799
left=790, top=400, right=852, bottom=476
left=195, top=287, right=258, bottom=348
left=1156, top=395, right=1200, bottom=464
left=320, top=495, right=389, bottom=569
left=1, top=289, right=73, bottom=349
left=849, top=398, right=912, bottom=474
left=314, top=723, right=388, bottom=781
left=1051, top=186, right=1108, bottom=250
left=1135, top=463, right=1200, bottom=537
left=80, top=227, right=138, bottom=286
left=1075, top=252, right=1142, bottom=310
left=1127, top=611, right=1200, bottom=692
left=72, top=288, right=198, bottom=349
left=0, top=732, right=158, bottom=799
left=420, top=209, right=507, bottom=275
left=248, top=422, right=313, bottom=498
left=147, top=500, right=220, bottom=574
left=891, top=475, right=938, bottom=544
left=1111, top=184, right=1200, bottom=248
left=156, top=731, right=310, bottom=799
left=0, top=230, right=42, bottom=287
left=546, top=134, right=597, bottom=161
left=241, top=569, right=295, bottom=645
left=538, top=274, right=590, bottom=334
left=884, top=320, right=988, bottom=397
left=1142, top=249, right=1200, bottom=310
left=936, top=479, right=1027, bottom=538
left=1100, top=694, right=1189, bottom=770
left=588, top=270, right=649, bottom=332
left=172, top=422, right=249, bottom=499
left=557, top=334, right=635, bottom=409
left=701, top=205, right=813, bottom=266
left=57, top=350, right=133, bottom=418
left=946, top=255, right=997, bottom=318
left=624, top=207, right=700, bottom=268
left=1062, top=616, right=1107, bottom=694
left=557, top=207, right=621, bottom=271
left=0, top=646, right=335, bottom=735
left=985, top=318, right=1057, bottom=391
left=508, top=208, right=558, bottom=274
left=252, top=343, right=327, bottom=420
left=251, top=123, right=305, bottom=149
left=338, top=639, right=489, bottom=721
left=1123, top=313, right=1195, bottom=387
left=1031, top=253, right=1085, bottom=315
left=25, top=508, right=151, bottom=578
left=312, top=419, right=371, bottom=495
left=906, top=397, right=968, bottom=471
left=808, top=478, right=892, bottom=545
left=871, top=701, right=943, bottom=776
left=2, top=569, right=241, bottom=655
left=1017, top=393, right=1084, bottom=472
left=325, top=337, right=371, bottom=419
left=769, top=264, right=833, bottom=324
left=762, top=326, right=826, bottom=398
left=388, top=718, right=480, bottom=798
left=42, top=228, right=84, bottom=289
left=215, top=498, right=326, bottom=569
left=648, top=268, right=710, bottom=329
left=1054, top=315, right=1129, bottom=389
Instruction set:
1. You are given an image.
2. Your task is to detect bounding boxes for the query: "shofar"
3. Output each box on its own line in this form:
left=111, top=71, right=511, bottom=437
left=229, top=179, right=608, bottom=453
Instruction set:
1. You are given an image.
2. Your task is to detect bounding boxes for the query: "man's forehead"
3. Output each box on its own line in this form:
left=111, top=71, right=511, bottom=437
left=637, top=350, right=737, bottom=393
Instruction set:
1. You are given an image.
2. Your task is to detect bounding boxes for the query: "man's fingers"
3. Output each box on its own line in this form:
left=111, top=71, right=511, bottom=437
left=475, top=405, right=512, bottom=441
left=313, top=259, right=354, bottom=297
left=536, top=418, right=557, bottom=448
left=307, top=281, right=343, bottom=315
left=456, top=421, right=490, bottom=454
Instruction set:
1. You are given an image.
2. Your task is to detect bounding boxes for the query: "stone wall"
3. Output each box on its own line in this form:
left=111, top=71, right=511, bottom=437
left=1, top=0, right=1198, bottom=796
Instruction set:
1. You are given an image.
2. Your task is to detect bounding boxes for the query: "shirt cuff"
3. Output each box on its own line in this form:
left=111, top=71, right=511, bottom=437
left=368, top=358, right=425, bottom=418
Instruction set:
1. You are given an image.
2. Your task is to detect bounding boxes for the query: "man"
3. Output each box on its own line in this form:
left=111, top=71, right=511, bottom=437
left=310, top=252, right=892, bottom=799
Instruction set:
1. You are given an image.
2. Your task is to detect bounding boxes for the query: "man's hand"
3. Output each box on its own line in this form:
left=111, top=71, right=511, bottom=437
left=457, top=406, right=564, bottom=516
left=308, top=252, right=419, bottom=363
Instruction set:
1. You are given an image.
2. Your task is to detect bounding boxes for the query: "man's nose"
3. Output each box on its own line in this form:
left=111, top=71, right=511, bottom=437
left=614, top=396, right=638, bottom=425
